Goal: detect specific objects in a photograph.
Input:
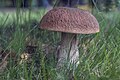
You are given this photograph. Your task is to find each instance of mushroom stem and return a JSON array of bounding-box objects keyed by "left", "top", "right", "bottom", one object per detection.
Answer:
[{"left": 57, "top": 32, "right": 79, "bottom": 68}]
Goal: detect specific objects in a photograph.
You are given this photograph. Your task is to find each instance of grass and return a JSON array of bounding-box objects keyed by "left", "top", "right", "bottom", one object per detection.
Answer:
[{"left": 0, "top": 7, "right": 120, "bottom": 80}]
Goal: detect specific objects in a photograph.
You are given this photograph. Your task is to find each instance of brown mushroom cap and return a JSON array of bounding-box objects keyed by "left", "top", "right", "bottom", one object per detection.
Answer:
[{"left": 40, "top": 7, "right": 99, "bottom": 34}]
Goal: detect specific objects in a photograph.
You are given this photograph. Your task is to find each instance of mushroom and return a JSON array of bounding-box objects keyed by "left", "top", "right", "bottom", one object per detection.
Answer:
[{"left": 39, "top": 7, "right": 99, "bottom": 69}]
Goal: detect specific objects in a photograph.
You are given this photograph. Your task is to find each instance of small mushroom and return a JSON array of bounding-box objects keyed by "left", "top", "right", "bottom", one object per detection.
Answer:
[{"left": 39, "top": 7, "right": 99, "bottom": 68}]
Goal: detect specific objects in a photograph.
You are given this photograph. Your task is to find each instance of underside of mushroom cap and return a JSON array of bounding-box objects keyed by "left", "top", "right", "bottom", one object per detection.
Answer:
[{"left": 40, "top": 7, "right": 99, "bottom": 34}]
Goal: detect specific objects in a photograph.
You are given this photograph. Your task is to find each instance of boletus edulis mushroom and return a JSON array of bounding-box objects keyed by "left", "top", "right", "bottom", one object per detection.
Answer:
[{"left": 39, "top": 7, "right": 99, "bottom": 69}]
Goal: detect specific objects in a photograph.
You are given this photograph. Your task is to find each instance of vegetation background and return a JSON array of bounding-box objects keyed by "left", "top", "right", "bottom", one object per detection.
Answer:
[{"left": 0, "top": 0, "right": 120, "bottom": 80}]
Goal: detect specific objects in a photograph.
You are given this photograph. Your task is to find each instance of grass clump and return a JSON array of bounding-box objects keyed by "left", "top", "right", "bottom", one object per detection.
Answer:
[{"left": 0, "top": 7, "right": 120, "bottom": 80}]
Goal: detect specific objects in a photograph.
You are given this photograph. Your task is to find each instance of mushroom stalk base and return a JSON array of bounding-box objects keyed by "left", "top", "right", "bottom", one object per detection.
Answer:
[{"left": 57, "top": 32, "right": 79, "bottom": 69}]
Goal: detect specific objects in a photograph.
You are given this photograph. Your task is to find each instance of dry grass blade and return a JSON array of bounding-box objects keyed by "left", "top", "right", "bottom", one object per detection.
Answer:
[{"left": 0, "top": 53, "right": 10, "bottom": 73}]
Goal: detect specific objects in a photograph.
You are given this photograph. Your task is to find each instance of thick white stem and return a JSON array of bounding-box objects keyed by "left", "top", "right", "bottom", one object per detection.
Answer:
[{"left": 57, "top": 32, "right": 79, "bottom": 69}]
